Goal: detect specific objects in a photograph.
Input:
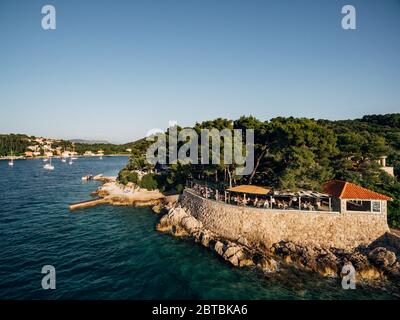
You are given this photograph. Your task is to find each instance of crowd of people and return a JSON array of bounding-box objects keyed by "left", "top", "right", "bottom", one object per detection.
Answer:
[{"left": 190, "top": 183, "right": 323, "bottom": 211}]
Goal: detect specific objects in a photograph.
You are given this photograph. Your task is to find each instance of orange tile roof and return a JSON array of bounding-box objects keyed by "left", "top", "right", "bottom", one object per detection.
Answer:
[{"left": 322, "top": 180, "right": 392, "bottom": 201}]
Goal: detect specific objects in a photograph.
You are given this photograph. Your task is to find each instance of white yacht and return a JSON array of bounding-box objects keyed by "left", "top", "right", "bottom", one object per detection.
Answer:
[
  {"left": 43, "top": 157, "right": 54, "bottom": 170},
  {"left": 8, "top": 151, "right": 14, "bottom": 166}
]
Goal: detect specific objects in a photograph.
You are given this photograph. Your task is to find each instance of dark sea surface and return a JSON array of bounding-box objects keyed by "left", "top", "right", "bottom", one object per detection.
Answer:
[{"left": 0, "top": 156, "right": 398, "bottom": 299}]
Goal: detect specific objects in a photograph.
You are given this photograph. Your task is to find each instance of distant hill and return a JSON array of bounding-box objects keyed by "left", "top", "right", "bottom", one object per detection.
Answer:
[
  {"left": 0, "top": 134, "right": 146, "bottom": 156},
  {"left": 69, "top": 139, "right": 110, "bottom": 144}
]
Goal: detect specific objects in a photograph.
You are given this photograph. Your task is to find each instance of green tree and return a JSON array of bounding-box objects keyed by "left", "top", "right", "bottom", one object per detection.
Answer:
[{"left": 139, "top": 173, "right": 159, "bottom": 190}]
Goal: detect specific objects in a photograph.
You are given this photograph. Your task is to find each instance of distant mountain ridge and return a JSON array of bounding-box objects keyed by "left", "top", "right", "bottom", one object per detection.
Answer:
[{"left": 69, "top": 139, "right": 110, "bottom": 144}]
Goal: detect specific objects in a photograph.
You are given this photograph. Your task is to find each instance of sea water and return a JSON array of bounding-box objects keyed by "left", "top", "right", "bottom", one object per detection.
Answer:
[{"left": 0, "top": 157, "right": 397, "bottom": 299}]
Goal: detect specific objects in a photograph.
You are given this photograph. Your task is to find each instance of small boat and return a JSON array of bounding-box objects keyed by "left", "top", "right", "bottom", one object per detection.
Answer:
[
  {"left": 43, "top": 158, "right": 49, "bottom": 162},
  {"left": 44, "top": 157, "right": 54, "bottom": 170},
  {"left": 69, "top": 158, "right": 73, "bottom": 165},
  {"left": 99, "top": 155, "right": 103, "bottom": 160},
  {"left": 81, "top": 174, "right": 93, "bottom": 181},
  {"left": 44, "top": 163, "right": 54, "bottom": 170},
  {"left": 61, "top": 157, "right": 67, "bottom": 163},
  {"left": 71, "top": 157, "right": 78, "bottom": 160},
  {"left": 8, "top": 151, "right": 14, "bottom": 166}
]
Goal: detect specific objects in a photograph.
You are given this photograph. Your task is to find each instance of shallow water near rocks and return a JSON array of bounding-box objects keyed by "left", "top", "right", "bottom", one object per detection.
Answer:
[{"left": 0, "top": 156, "right": 398, "bottom": 299}]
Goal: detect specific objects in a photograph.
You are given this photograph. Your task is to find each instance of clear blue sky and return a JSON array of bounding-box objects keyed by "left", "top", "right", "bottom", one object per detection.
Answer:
[{"left": 0, "top": 0, "right": 399, "bottom": 143}]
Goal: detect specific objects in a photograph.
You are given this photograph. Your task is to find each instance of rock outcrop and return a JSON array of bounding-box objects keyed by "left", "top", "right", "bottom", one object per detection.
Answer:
[
  {"left": 156, "top": 206, "right": 256, "bottom": 268},
  {"left": 94, "top": 181, "right": 168, "bottom": 207},
  {"left": 156, "top": 204, "right": 400, "bottom": 284},
  {"left": 367, "top": 247, "right": 400, "bottom": 281}
]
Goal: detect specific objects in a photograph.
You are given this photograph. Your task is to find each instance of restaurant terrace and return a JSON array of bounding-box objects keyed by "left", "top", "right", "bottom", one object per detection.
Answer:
[{"left": 187, "top": 179, "right": 392, "bottom": 214}]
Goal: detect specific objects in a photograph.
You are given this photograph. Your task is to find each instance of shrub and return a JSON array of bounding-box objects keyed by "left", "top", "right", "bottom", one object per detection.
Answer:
[
  {"left": 388, "top": 200, "right": 400, "bottom": 228},
  {"left": 118, "top": 169, "right": 139, "bottom": 185},
  {"left": 127, "top": 171, "right": 139, "bottom": 184},
  {"left": 174, "top": 183, "right": 184, "bottom": 193},
  {"left": 139, "top": 173, "right": 159, "bottom": 190},
  {"left": 118, "top": 169, "right": 130, "bottom": 184}
]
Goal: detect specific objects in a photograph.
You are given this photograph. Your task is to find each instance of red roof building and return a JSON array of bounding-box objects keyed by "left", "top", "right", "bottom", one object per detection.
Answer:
[
  {"left": 322, "top": 180, "right": 392, "bottom": 214},
  {"left": 322, "top": 180, "right": 392, "bottom": 201}
]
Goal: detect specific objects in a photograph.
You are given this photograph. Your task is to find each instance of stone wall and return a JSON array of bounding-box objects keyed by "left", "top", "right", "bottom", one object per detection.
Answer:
[{"left": 180, "top": 189, "right": 390, "bottom": 250}]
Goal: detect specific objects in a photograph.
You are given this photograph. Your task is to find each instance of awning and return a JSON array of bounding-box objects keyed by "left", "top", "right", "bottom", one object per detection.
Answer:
[
  {"left": 272, "top": 189, "right": 330, "bottom": 198},
  {"left": 227, "top": 185, "right": 271, "bottom": 195}
]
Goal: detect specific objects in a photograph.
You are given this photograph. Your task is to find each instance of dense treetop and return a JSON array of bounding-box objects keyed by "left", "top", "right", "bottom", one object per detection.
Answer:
[
  {"left": 2, "top": 114, "right": 399, "bottom": 226},
  {"left": 122, "top": 113, "right": 400, "bottom": 227}
]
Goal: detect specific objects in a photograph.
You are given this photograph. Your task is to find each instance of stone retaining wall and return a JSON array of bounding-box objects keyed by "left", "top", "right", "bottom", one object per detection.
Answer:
[{"left": 180, "top": 189, "right": 390, "bottom": 250}]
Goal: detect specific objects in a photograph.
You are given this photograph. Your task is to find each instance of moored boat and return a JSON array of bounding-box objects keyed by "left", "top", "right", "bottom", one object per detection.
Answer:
[
  {"left": 8, "top": 151, "right": 14, "bottom": 166},
  {"left": 43, "top": 157, "right": 54, "bottom": 170},
  {"left": 81, "top": 174, "right": 93, "bottom": 181}
]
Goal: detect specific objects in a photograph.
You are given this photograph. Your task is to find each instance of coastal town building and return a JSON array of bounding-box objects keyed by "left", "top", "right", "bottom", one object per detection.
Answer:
[
  {"left": 27, "top": 145, "right": 40, "bottom": 152},
  {"left": 188, "top": 179, "right": 392, "bottom": 215},
  {"left": 182, "top": 179, "right": 393, "bottom": 250},
  {"left": 322, "top": 180, "right": 392, "bottom": 214},
  {"left": 378, "top": 156, "right": 394, "bottom": 177}
]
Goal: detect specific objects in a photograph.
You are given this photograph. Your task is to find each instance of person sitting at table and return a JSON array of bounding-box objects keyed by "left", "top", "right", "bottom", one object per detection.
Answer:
[
  {"left": 263, "top": 199, "right": 269, "bottom": 209},
  {"left": 253, "top": 197, "right": 259, "bottom": 207},
  {"left": 270, "top": 197, "right": 276, "bottom": 209},
  {"left": 232, "top": 195, "right": 238, "bottom": 204}
]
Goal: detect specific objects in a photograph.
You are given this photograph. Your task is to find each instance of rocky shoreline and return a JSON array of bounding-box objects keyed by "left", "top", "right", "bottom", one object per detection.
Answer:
[
  {"left": 94, "top": 181, "right": 400, "bottom": 287},
  {"left": 156, "top": 203, "right": 400, "bottom": 286},
  {"left": 94, "top": 180, "right": 177, "bottom": 208}
]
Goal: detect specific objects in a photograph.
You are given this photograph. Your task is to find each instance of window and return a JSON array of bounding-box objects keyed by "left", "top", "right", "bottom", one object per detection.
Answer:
[
  {"left": 346, "top": 200, "right": 371, "bottom": 212},
  {"left": 372, "top": 201, "right": 381, "bottom": 213}
]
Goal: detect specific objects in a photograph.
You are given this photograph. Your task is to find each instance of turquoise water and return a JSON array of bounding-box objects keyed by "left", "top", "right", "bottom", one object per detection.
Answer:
[{"left": 0, "top": 156, "right": 397, "bottom": 299}]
